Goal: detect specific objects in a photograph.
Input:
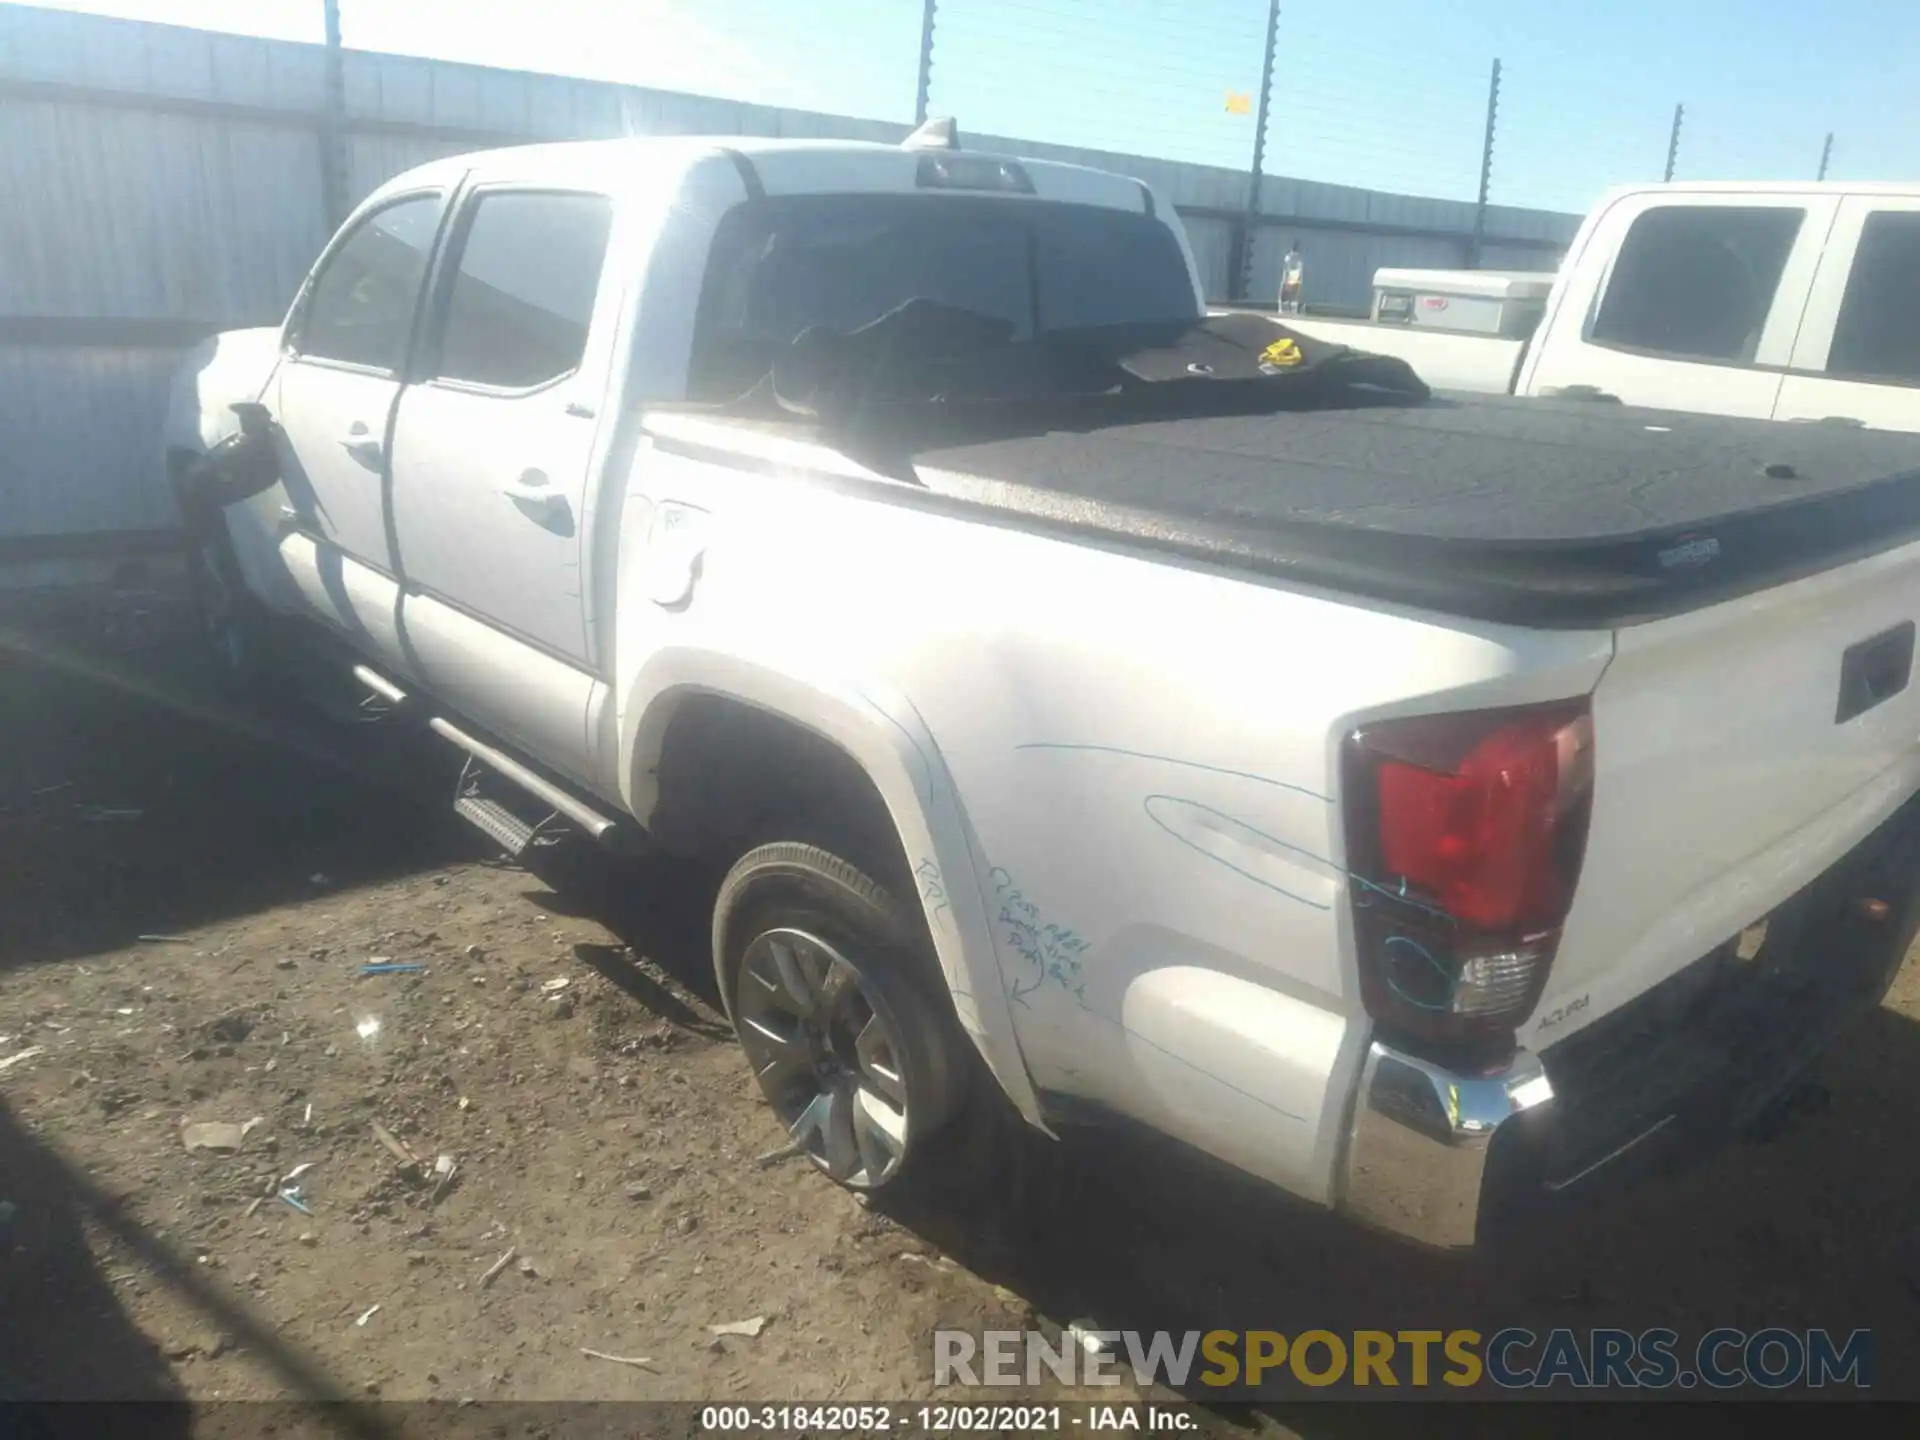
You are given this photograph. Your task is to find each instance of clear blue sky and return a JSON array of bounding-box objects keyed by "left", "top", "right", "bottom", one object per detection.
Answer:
[{"left": 24, "top": 0, "right": 1920, "bottom": 214}]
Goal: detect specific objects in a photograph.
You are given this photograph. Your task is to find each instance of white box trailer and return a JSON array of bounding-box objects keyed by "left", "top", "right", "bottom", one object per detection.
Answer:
[{"left": 1369, "top": 268, "right": 1554, "bottom": 339}]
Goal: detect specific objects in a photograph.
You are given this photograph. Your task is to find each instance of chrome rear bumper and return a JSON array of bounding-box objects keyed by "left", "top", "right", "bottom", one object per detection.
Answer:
[{"left": 1338, "top": 1043, "right": 1552, "bottom": 1250}]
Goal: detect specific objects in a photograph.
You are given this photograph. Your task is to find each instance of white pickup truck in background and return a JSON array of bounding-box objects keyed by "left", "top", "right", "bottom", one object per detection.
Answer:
[
  {"left": 1286, "top": 181, "right": 1920, "bottom": 431},
  {"left": 165, "top": 127, "right": 1920, "bottom": 1253}
]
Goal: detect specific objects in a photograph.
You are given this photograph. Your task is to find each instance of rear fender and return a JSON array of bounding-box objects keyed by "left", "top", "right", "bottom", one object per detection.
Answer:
[{"left": 622, "top": 647, "right": 1046, "bottom": 1128}]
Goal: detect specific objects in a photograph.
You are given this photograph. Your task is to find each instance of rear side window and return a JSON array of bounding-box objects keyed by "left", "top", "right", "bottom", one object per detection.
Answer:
[
  {"left": 433, "top": 191, "right": 614, "bottom": 390},
  {"left": 296, "top": 194, "right": 441, "bottom": 371},
  {"left": 1589, "top": 205, "right": 1804, "bottom": 363},
  {"left": 1826, "top": 211, "right": 1920, "bottom": 382},
  {"left": 689, "top": 195, "right": 1197, "bottom": 402}
]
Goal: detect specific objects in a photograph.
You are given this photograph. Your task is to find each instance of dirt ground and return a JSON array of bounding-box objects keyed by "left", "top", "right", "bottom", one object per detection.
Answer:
[{"left": 6, "top": 581, "right": 1920, "bottom": 1434}]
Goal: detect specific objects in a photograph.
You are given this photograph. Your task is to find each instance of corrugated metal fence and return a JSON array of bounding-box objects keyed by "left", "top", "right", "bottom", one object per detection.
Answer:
[{"left": 0, "top": 3, "right": 1579, "bottom": 557}]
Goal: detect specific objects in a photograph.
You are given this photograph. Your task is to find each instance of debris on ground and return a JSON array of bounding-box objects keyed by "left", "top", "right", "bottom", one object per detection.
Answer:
[
  {"left": 430, "top": 1154, "right": 458, "bottom": 1204},
  {"left": 180, "top": 1120, "right": 248, "bottom": 1153},
  {"left": 755, "top": 1140, "right": 806, "bottom": 1168},
  {"left": 278, "top": 1187, "right": 313, "bottom": 1215},
  {"left": 354, "top": 1304, "right": 381, "bottom": 1328},
  {"left": 136, "top": 934, "right": 190, "bottom": 946},
  {"left": 0, "top": 1046, "right": 46, "bottom": 1074},
  {"left": 479, "top": 1246, "right": 516, "bottom": 1289},
  {"left": 579, "top": 1347, "right": 657, "bottom": 1370},
  {"left": 370, "top": 1121, "right": 420, "bottom": 1170},
  {"left": 540, "top": 977, "right": 572, "bottom": 995},
  {"left": 206, "top": 1012, "right": 255, "bottom": 1044},
  {"left": 708, "top": 1316, "right": 768, "bottom": 1339},
  {"left": 361, "top": 962, "right": 427, "bottom": 977}
]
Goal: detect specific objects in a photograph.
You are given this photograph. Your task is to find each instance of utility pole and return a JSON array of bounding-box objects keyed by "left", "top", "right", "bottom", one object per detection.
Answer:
[
  {"left": 1231, "top": 0, "right": 1281, "bottom": 302},
  {"left": 913, "top": 0, "right": 937, "bottom": 127},
  {"left": 1817, "top": 131, "right": 1834, "bottom": 181},
  {"left": 1664, "top": 103, "right": 1683, "bottom": 183},
  {"left": 1468, "top": 57, "right": 1500, "bottom": 268},
  {"left": 321, "top": 0, "right": 348, "bottom": 229}
]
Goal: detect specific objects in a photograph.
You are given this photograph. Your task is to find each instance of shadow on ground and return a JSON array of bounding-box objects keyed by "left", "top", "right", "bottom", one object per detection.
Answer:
[
  {"left": 0, "top": 595, "right": 477, "bottom": 974},
  {"left": 0, "top": 1095, "right": 393, "bottom": 1437}
]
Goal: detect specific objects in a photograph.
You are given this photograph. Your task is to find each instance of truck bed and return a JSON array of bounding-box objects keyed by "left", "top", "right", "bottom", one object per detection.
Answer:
[{"left": 650, "top": 394, "right": 1920, "bottom": 628}]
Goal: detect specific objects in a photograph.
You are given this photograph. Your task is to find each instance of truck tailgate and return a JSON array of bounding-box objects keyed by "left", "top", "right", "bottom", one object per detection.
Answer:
[{"left": 1539, "top": 537, "right": 1920, "bottom": 1039}]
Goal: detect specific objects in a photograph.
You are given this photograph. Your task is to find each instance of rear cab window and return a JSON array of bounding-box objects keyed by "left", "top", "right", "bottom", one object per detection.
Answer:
[{"left": 687, "top": 195, "right": 1198, "bottom": 403}]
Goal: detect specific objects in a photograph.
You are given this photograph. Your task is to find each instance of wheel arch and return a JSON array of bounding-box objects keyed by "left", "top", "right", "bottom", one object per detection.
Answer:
[{"left": 620, "top": 647, "right": 1045, "bottom": 1128}]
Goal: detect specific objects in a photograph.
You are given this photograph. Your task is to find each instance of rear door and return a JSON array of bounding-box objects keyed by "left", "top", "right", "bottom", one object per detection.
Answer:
[
  {"left": 387, "top": 186, "right": 617, "bottom": 784},
  {"left": 1519, "top": 192, "right": 1835, "bottom": 417},
  {"left": 1772, "top": 196, "right": 1920, "bottom": 433},
  {"left": 271, "top": 191, "right": 445, "bottom": 649}
]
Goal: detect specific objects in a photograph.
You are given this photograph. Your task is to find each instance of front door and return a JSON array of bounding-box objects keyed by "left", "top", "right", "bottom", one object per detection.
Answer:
[
  {"left": 270, "top": 190, "right": 445, "bottom": 653},
  {"left": 388, "top": 187, "right": 617, "bottom": 783}
]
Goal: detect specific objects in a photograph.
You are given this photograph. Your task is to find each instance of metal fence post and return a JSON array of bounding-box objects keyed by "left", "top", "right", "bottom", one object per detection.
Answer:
[
  {"left": 1664, "top": 103, "right": 1683, "bottom": 182},
  {"left": 1817, "top": 131, "right": 1834, "bottom": 181},
  {"left": 321, "top": 0, "right": 348, "bottom": 230},
  {"left": 914, "top": 0, "right": 937, "bottom": 127},
  {"left": 1230, "top": 0, "right": 1281, "bottom": 302},
  {"left": 1468, "top": 56, "right": 1499, "bottom": 268}
]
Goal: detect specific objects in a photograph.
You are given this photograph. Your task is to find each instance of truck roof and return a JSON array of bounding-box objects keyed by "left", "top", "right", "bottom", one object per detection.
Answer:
[
  {"left": 365, "top": 133, "right": 1159, "bottom": 218},
  {"left": 1600, "top": 179, "right": 1920, "bottom": 201}
]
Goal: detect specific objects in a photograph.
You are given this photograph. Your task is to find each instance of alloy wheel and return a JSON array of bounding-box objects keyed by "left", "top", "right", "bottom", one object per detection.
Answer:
[{"left": 734, "top": 927, "right": 913, "bottom": 1189}]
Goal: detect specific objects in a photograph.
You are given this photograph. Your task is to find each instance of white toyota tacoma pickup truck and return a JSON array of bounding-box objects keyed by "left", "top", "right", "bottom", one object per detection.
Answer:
[
  {"left": 165, "top": 126, "right": 1920, "bottom": 1251},
  {"left": 1287, "top": 181, "right": 1920, "bottom": 433}
]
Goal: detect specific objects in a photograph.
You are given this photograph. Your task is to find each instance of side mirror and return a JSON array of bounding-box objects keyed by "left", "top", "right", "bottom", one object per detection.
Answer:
[
  {"left": 230, "top": 400, "right": 273, "bottom": 439},
  {"left": 182, "top": 403, "right": 284, "bottom": 513}
]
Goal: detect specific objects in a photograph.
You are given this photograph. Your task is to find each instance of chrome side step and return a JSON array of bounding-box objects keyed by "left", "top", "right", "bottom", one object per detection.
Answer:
[
  {"left": 352, "top": 664, "right": 409, "bottom": 706},
  {"left": 452, "top": 792, "right": 540, "bottom": 857},
  {"left": 427, "top": 716, "right": 620, "bottom": 844}
]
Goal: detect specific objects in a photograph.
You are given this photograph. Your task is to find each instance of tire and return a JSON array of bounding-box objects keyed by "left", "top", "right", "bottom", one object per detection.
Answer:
[{"left": 713, "top": 841, "right": 971, "bottom": 1193}]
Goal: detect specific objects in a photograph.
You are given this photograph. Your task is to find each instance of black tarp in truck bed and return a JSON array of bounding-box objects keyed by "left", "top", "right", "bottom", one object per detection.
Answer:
[{"left": 653, "top": 394, "right": 1920, "bottom": 629}]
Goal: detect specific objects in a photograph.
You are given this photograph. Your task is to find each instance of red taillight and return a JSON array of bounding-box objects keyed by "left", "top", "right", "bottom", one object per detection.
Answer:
[{"left": 1344, "top": 701, "right": 1594, "bottom": 1051}]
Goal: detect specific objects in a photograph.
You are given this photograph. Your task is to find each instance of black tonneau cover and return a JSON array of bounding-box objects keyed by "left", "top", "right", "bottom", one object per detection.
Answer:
[
  {"left": 663, "top": 301, "right": 1920, "bottom": 628},
  {"left": 889, "top": 396, "right": 1920, "bottom": 628}
]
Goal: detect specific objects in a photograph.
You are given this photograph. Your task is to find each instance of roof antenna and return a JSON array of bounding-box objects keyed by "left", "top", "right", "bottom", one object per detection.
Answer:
[{"left": 902, "top": 116, "right": 960, "bottom": 151}]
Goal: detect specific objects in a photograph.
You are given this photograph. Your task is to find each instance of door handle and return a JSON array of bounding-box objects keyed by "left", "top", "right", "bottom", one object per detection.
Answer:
[
  {"left": 500, "top": 474, "right": 567, "bottom": 513},
  {"left": 338, "top": 422, "right": 382, "bottom": 464}
]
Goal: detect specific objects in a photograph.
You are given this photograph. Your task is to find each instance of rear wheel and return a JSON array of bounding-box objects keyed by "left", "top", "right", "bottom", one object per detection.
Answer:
[{"left": 715, "top": 842, "right": 969, "bottom": 1193}]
